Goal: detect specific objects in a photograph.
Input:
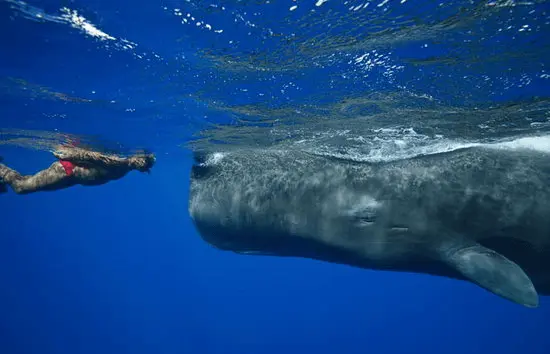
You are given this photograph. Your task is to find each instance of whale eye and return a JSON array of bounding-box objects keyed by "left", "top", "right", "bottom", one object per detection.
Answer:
[
  {"left": 354, "top": 212, "right": 377, "bottom": 227},
  {"left": 357, "top": 219, "right": 375, "bottom": 227}
]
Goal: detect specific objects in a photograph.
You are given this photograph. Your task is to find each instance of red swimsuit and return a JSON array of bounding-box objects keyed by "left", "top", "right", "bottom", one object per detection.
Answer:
[{"left": 59, "top": 160, "right": 76, "bottom": 176}]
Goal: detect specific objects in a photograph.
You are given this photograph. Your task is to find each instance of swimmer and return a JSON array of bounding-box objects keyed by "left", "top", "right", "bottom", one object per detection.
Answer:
[{"left": 0, "top": 145, "right": 155, "bottom": 195}]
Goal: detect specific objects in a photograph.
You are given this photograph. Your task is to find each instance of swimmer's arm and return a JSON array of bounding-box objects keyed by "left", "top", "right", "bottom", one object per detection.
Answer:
[{"left": 53, "top": 146, "right": 130, "bottom": 167}]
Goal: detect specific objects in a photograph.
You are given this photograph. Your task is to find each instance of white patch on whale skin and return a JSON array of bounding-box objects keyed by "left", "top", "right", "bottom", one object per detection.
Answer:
[
  {"left": 328, "top": 188, "right": 381, "bottom": 219},
  {"left": 201, "top": 152, "right": 226, "bottom": 166},
  {"left": 345, "top": 195, "right": 381, "bottom": 218}
]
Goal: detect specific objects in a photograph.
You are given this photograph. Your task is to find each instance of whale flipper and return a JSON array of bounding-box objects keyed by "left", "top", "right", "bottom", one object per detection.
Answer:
[{"left": 442, "top": 242, "right": 539, "bottom": 308}]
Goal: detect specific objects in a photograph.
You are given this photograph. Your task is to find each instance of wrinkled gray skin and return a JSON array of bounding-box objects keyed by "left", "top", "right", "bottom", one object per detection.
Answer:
[{"left": 189, "top": 146, "right": 550, "bottom": 308}]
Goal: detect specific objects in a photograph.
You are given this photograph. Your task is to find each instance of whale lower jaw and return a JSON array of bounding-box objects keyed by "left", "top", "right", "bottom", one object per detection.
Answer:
[{"left": 192, "top": 216, "right": 539, "bottom": 308}]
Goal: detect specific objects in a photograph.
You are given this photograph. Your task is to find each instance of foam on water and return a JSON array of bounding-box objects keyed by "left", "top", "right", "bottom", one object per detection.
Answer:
[
  {"left": 492, "top": 135, "right": 550, "bottom": 153},
  {"left": 305, "top": 130, "right": 550, "bottom": 163},
  {"left": 3, "top": 0, "right": 163, "bottom": 61}
]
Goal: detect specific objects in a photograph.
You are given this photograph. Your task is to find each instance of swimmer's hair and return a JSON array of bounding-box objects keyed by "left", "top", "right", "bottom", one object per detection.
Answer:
[{"left": 130, "top": 153, "right": 156, "bottom": 173}]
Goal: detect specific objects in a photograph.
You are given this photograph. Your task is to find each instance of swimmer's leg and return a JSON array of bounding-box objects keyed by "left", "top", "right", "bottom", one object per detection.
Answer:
[{"left": 0, "top": 161, "right": 73, "bottom": 194}]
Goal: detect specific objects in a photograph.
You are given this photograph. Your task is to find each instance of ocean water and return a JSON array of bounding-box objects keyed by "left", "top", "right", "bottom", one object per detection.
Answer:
[{"left": 1, "top": 0, "right": 550, "bottom": 353}]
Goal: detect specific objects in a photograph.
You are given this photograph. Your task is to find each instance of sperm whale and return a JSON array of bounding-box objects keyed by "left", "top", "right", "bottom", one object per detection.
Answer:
[{"left": 189, "top": 142, "right": 550, "bottom": 308}]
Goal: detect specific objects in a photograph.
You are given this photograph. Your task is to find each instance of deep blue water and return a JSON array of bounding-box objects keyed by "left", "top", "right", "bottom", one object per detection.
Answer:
[{"left": 1, "top": 0, "right": 550, "bottom": 353}]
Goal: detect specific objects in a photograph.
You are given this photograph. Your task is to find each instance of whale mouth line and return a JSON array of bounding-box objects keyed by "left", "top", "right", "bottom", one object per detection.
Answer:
[{"left": 355, "top": 218, "right": 410, "bottom": 233}]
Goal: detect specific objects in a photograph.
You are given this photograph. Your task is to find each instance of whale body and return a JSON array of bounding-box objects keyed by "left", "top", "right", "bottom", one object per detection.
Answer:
[{"left": 188, "top": 145, "right": 550, "bottom": 308}]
